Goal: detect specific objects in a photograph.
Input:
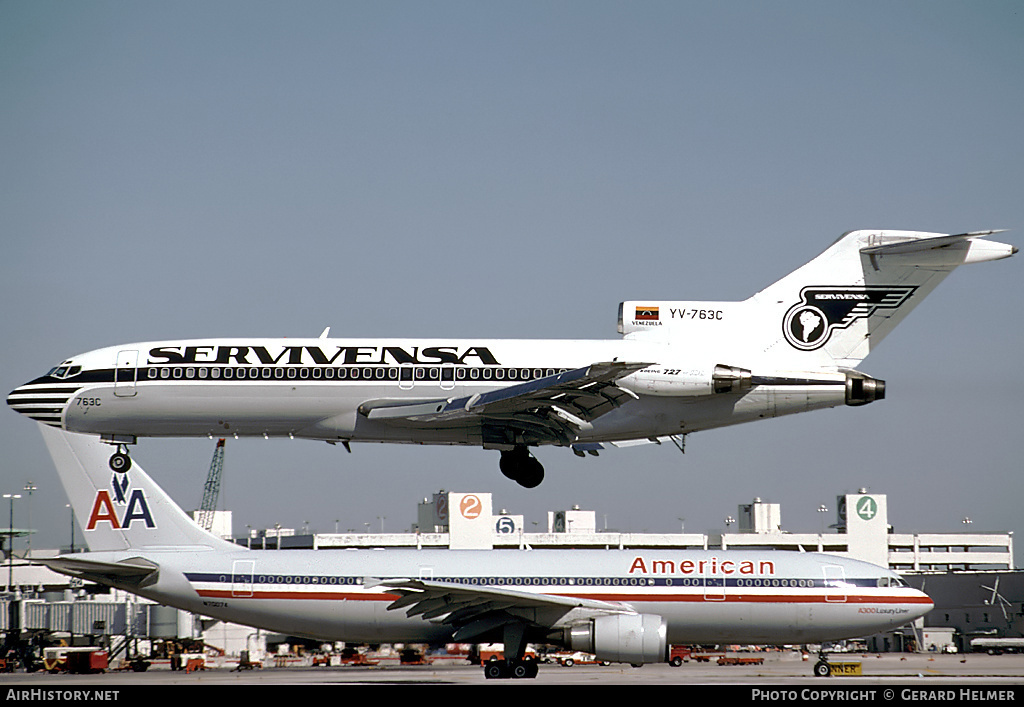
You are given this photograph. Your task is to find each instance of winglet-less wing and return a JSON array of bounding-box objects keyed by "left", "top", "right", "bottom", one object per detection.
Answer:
[
  {"left": 358, "top": 361, "right": 649, "bottom": 446},
  {"left": 370, "top": 577, "right": 634, "bottom": 642}
]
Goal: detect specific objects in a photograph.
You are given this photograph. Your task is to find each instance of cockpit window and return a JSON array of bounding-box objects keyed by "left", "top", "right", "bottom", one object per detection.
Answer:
[
  {"left": 877, "top": 576, "right": 907, "bottom": 588},
  {"left": 47, "top": 364, "right": 82, "bottom": 380}
]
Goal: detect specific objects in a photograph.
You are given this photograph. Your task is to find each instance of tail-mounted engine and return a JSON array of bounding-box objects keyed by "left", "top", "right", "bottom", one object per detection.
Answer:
[
  {"left": 564, "top": 614, "right": 667, "bottom": 665},
  {"left": 845, "top": 371, "right": 885, "bottom": 406},
  {"left": 620, "top": 364, "right": 752, "bottom": 397}
]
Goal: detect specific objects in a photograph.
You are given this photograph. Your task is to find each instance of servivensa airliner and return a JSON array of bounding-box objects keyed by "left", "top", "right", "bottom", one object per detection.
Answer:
[{"left": 8, "top": 230, "right": 1015, "bottom": 487}]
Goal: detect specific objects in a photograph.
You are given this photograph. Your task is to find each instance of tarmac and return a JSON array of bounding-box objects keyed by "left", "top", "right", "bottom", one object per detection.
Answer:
[{"left": 0, "top": 652, "right": 1022, "bottom": 689}]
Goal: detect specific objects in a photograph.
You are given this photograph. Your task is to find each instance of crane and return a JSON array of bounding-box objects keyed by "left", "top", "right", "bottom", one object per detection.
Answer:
[{"left": 196, "top": 438, "right": 225, "bottom": 531}]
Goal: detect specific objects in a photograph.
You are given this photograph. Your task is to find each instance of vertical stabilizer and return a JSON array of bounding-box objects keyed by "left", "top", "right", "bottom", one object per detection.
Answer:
[
  {"left": 747, "top": 230, "right": 1014, "bottom": 369},
  {"left": 39, "top": 424, "right": 236, "bottom": 553}
]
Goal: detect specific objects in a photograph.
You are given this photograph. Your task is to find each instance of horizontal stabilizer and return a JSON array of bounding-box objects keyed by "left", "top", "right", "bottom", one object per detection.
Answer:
[
  {"left": 36, "top": 556, "right": 159, "bottom": 587},
  {"left": 861, "top": 230, "right": 1014, "bottom": 262}
]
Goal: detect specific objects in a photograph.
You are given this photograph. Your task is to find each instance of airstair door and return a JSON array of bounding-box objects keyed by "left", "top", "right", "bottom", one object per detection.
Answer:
[{"left": 114, "top": 350, "right": 139, "bottom": 398}]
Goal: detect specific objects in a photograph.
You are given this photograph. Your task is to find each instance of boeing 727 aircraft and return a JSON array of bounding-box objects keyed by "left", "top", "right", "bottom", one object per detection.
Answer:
[
  {"left": 36, "top": 425, "right": 931, "bottom": 678},
  {"left": 8, "top": 229, "right": 1016, "bottom": 487}
]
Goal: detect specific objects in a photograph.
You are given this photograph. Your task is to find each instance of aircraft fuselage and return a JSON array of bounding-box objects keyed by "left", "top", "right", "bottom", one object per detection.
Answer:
[
  {"left": 9, "top": 337, "right": 860, "bottom": 446},
  {"left": 84, "top": 545, "right": 930, "bottom": 646}
]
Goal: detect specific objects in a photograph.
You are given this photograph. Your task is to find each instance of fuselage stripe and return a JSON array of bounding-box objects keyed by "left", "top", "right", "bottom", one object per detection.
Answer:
[{"left": 192, "top": 588, "right": 930, "bottom": 604}]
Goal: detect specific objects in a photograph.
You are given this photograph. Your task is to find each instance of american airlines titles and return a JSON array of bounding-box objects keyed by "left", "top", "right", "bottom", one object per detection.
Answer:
[
  {"left": 147, "top": 345, "right": 501, "bottom": 367},
  {"left": 628, "top": 556, "right": 775, "bottom": 576}
]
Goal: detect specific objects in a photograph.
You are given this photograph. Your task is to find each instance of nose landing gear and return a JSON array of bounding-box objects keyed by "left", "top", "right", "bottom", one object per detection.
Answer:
[
  {"left": 100, "top": 436, "right": 137, "bottom": 473},
  {"left": 108, "top": 445, "right": 132, "bottom": 472}
]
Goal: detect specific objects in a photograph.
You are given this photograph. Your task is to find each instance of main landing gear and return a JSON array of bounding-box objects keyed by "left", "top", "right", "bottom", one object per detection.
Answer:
[
  {"left": 813, "top": 651, "right": 832, "bottom": 677},
  {"left": 499, "top": 445, "right": 544, "bottom": 488},
  {"left": 483, "top": 657, "right": 539, "bottom": 679},
  {"left": 483, "top": 623, "right": 539, "bottom": 679}
]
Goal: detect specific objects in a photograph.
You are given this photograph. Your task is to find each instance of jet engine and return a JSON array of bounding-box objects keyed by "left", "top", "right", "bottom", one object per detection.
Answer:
[
  {"left": 845, "top": 371, "right": 885, "bottom": 406},
  {"left": 564, "top": 613, "right": 667, "bottom": 665},
  {"left": 619, "top": 364, "right": 752, "bottom": 397}
]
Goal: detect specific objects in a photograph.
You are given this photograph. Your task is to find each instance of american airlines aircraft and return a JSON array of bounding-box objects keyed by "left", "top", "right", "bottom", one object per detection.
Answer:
[
  {"left": 8, "top": 229, "right": 1016, "bottom": 487},
  {"left": 37, "top": 425, "right": 932, "bottom": 679}
]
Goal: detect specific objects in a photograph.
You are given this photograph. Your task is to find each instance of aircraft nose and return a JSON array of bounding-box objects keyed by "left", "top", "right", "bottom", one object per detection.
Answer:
[
  {"left": 6, "top": 381, "right": 70, "bottom": 428},
  {"left": 910, "top": 590, "right": 934, "bottom": 620}
]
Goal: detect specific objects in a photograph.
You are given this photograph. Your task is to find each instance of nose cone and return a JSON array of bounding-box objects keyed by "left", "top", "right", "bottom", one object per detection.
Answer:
[
  {"left": 911, "top": 589, "right": 935, "bottom": 620},
  {"left": 7, "top": 380, "right": 70, "bottom": 428}
]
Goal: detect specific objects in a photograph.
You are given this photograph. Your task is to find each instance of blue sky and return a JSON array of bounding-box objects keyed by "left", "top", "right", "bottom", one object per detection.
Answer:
[{"left": 2, "top": 1, "right": 1021, "bottom": 553}]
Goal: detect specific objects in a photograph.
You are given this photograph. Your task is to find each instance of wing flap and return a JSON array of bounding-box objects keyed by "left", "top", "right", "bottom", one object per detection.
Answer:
[
  {"left": 359, "top": 361, "right": 650, "bottom": 445},
  {"left": 370, "top": 577, "right": 633, "bottom": 639}
]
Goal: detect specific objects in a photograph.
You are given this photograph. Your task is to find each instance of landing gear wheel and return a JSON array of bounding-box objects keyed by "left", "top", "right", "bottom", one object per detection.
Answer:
[
  {"left": 109, "top": 449, "right": 132, "bottom": 473},
  {"left": 483, "top": 660, "right": 508, "bottom": 679},
  {"left": 813, "top": 660, "right": 831, "bottom": 677},
  {"left": 498, "top": 446, "right": 545, "bottom": 488},
  {"left": 511, "top": 658, "right": 538, "bottom": 679}
]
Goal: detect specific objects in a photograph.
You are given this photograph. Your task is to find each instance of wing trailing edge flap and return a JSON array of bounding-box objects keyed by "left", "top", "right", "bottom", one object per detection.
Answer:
[
  {"left": 370, "top": 577, "right": 634, "bottom": 641},
  {"left": 358, "top": 361, "right": 649, "bottom": 438}
]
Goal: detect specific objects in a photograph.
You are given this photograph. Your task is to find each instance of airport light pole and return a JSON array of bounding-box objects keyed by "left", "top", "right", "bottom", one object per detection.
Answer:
[
  {"left": 4, "top": 494, "right": 21, "bottom": 591},
  {"left": 22, "top": 482, "right": 35, "bottom": 558}
]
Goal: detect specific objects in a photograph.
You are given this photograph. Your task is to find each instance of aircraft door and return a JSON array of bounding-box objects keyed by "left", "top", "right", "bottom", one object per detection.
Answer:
[
  {"left": 822, "top": 565, "right": 847, "bottom": 603},
  {"left": 704, "top": 575, "right": 725, "bottom": 601},
  {"left": 114, "top": 350, "right": 139, "bottom": 398},
  {"left": 232, "top": 560, "right": 255, "bottom": 598}
]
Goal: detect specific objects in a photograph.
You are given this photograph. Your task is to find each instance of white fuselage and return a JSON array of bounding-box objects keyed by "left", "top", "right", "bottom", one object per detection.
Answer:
[
  {"left": 10, "top": 337, "right": 857, "bottom": 446},
  {"left": 86, "top": 545, "right": 931, "bottom": 646}
]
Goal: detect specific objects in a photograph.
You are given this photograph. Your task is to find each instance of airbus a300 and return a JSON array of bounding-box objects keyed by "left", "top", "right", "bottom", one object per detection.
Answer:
[
  {"left": 37, "top": 425, "right": 932, "bottom": 679},
  {"left": 8, "top": 229, "right": 1015, "bottom": 487}
]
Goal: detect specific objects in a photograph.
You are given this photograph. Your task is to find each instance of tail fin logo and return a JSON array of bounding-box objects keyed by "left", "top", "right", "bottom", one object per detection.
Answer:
[
  {"left": 86, "top": 472, "right": 156, "bottom": 530},
  {"left": 782, "top": 286, "right": 917, "bottom": 351}
]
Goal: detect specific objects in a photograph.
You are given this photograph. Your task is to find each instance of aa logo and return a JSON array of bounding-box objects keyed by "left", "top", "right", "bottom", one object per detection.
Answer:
[
  {"left": 86, "top": 473, "right": 156, "bottom": 530},
  {"left": 783, "top": 286, "right": 916, "bottom": 351}
]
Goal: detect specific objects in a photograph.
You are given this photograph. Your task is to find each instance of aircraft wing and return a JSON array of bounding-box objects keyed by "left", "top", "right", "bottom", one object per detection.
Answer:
[
  {"left": 372, "top": 577, "right": 635, "bottom": 642},
  {"left": 358, "top": 361, "right": 649, "bottom": 446}
]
